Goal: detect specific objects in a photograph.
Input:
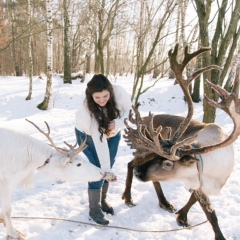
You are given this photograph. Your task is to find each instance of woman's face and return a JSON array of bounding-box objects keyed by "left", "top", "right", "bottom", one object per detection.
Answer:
[{"left": 92, "top": 90, "right": 110, "bottom": 107}]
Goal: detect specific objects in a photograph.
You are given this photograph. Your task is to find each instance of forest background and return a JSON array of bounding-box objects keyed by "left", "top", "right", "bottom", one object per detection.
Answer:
[
  {"left": 0, "top": 0, "right": 240, "bottom": 121},
  {"left": 0, "top": 1, "right": 240, "bottom": 239}
]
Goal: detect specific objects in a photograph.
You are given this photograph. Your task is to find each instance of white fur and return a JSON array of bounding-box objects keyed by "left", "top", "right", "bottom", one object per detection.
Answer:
[
  {"left": 0, "top": 128, "right": 105, "bottom": 239},
  {"left": 194, "top": 124, "right": 234, "bottom": 195},
  {"left": 172, "top": 123, "right": 234, "bottom": 196}
]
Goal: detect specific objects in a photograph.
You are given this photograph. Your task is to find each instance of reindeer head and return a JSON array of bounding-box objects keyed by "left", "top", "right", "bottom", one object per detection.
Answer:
[
  {"left": 25, "top": 119, "right": 119, "bottom": 182},
  {"left": 124, "top": 44, "right": 240, "bottom": 165}
]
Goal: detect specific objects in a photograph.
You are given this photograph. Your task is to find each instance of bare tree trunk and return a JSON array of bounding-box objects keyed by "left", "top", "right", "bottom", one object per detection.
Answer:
[
  {"left": 8, "top": 0, "right": 20, "bottom": 76},
  {"left": 26, "top": 0, "right": 33, "bottom": 100},
  {"left": 195, "top": 0, "right": 240, "bottom": 123},
  {"left": 218, "top": 27, "right": 240, "bottom": 87},
  {"left": 127, "top": 33, "right": 136, "bottom": 76},
  {"left": 192, "top": 38, "right": 201, "bottom": 103},
  {"left": 175, "top": 0, "right": 180, "bottom": 43},
  {"left": 63, "top": 0, "right": 72, "bottom": 84},
  {"left": 97, "top": 0, "right": 105, "bottom": 74},
  {"left": 152, "top": 61, "right": 160, "bottom": 78},
  {"left": 106, "top": 38, "right": 110, "bottom": 77},
  {"left": 94, "top": 29, "right": 99, "bottom": 72},
  {"left": 224, "top": 42, "right": 240, "bottom": 92},
  {"left": 131, "top": 0, "right": 144, "bottom": 102},
  {"left": 95, "top": 0, "right": 120, "bottom": 75},
  {"left": 132, "top": 0, "right": 177, "bottom": 105},
  {"left": 194, "top": 0, "right": 214, "bottom": 123},
  {"left": 37, "top": 0, "right": 53, "bottom": 110},
  {"left": 180, "top": 0, "right": 192, "bottom": 93},
  {"left": 191, "top": 50, "right": 201, "bottom": 103},
  {"left": 81, "top": 52, "right": 88, "bottom": 83}
]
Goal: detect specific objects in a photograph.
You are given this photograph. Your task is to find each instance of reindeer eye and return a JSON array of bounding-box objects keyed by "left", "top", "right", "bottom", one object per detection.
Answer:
[
  {"left": 77, "top": 163, "right": 82, "bottom": 167},
  {"left": 162, "top": 160, "right": 174, "bottom": 170}
]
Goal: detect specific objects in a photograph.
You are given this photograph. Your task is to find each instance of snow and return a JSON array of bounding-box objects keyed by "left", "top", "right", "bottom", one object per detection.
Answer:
[{"left": 0, "top": 74, "right": 239, "bottom": 240}]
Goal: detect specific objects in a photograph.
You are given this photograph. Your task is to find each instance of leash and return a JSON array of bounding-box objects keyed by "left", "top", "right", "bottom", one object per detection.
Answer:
[
  {"left": 192, "top": 144, "right": 204, "bottom": 187},
  {"left": 12, "top": 216, "right": 208, "bottom": 233},
  {"left": 196, "top": 153, "right": 204, "bottom": 187}
]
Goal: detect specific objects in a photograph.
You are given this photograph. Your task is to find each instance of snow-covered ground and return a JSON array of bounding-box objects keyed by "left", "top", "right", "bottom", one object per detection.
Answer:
[{"left": 0, "top": 74, "right": 239, "bottom": 240}]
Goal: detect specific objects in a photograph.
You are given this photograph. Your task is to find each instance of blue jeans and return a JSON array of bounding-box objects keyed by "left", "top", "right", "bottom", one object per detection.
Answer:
[{"left": 75, "top": 128, "right": 121, "bottom": 189}]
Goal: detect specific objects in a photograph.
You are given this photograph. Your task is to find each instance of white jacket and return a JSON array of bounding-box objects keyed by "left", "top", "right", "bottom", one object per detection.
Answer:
[{"left": 75, "top": 84, "right": 132, "bottom": 172}]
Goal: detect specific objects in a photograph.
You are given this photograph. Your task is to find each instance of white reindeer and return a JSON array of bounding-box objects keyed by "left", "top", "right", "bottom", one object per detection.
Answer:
[{"left": 0, "top": 120, "right": 116, "bottom": 239}]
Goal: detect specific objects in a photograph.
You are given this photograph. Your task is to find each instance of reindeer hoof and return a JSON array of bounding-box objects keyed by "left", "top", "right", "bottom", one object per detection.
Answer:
[
  {"left": 176, "top": 219, "right": 190, "bottom": 228},
  {"left": 6, "top": 229, "right": 26, "bottom": 240},
  {"left": 175, "top": 212, "right": 189, "bottom": 227},
  {"left": 125, "top": 201, "right": 137, "bottom": 207},
  {"left": 159, "top": 202, "right": 176, "bottom": 213},
  {"left": 122, "top": 194, "right": 136, "bottom": 207}
]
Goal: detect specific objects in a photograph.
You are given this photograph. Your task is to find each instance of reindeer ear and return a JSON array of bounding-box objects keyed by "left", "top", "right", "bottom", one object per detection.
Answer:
[{"left": 180, "top": 155, "right": 199, "bottom": 165}]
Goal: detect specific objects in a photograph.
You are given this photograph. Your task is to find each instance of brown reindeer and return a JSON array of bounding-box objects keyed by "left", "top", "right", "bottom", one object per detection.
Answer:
[{"left": 123, "top": 44, "right": 240, "bottom": 240}]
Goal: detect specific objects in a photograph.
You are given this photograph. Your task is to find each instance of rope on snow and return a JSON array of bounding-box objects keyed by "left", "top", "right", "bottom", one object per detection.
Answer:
[{"left": 12, "top": 216, "right": 208, "bottom": 233}]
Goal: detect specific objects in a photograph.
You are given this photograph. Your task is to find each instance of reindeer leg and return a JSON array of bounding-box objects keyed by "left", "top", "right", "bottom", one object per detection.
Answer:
[
  {"left": 0, "top": 186, "right": 26, "bottom": 239},
  {"left": 0, "top": 211, "right": 6, "bottom": 226},
  {"left": 122, "top": 160, "right": 136, "bottom": 206},
  {"left": 152, "top": 181, "right": 176, "bottom": 213},
  {"left": 0, "top": 195, "right": 6, "bottom": 226},
  {"left": 193, "top": 190, "right": 226, "bottom": 240},
  {"left": 175, "top": 192, "right": 197, "bottom": 227}
]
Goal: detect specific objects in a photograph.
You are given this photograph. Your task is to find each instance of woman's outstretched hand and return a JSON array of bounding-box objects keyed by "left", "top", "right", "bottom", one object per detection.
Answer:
[{"left": 102, "top": 172, "right": 117, "bottom": 182}]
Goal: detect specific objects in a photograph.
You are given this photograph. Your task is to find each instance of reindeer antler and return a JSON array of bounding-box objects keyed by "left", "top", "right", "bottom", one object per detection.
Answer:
[
  {"left": 124, "top": 105, "right": 196, "bottom": 161},
  {"left": 168, "top": 44, "right": 222, "bottom": 143},
  {"left": 124, "top": 45, "right": 240, "bottom": 161},
  {"left": 26, "top": 119, "right": 87, "bottom": 161},
  {"left": 178, "top": 63, "right": 240, "bottom": 156}
]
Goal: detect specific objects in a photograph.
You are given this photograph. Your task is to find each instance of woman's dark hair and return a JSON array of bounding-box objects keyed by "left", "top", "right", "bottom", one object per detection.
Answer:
[{"left": 85, "top": 74, "right": 120, "bottom": 141}]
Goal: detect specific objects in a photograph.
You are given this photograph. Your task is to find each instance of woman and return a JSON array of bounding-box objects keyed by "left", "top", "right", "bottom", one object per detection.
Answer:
[{"left": 75, "top": 74, "right": 132, "bottom": 225}]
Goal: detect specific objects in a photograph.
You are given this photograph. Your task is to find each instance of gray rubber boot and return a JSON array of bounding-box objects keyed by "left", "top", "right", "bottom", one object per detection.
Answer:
[
  {"left": 88, "top": 189, "right": 109, "bottom": 225},
  {"left": 101, "top": 182, "right": 114, "bottom": 215}
]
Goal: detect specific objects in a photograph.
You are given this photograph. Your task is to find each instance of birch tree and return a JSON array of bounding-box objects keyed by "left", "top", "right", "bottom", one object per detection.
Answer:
[
  {"left": 37, "top": 0, "right": 53, "bottom": 110},
  {"left": 26, "top": 0, "right": 33, "bottom": 100}
]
